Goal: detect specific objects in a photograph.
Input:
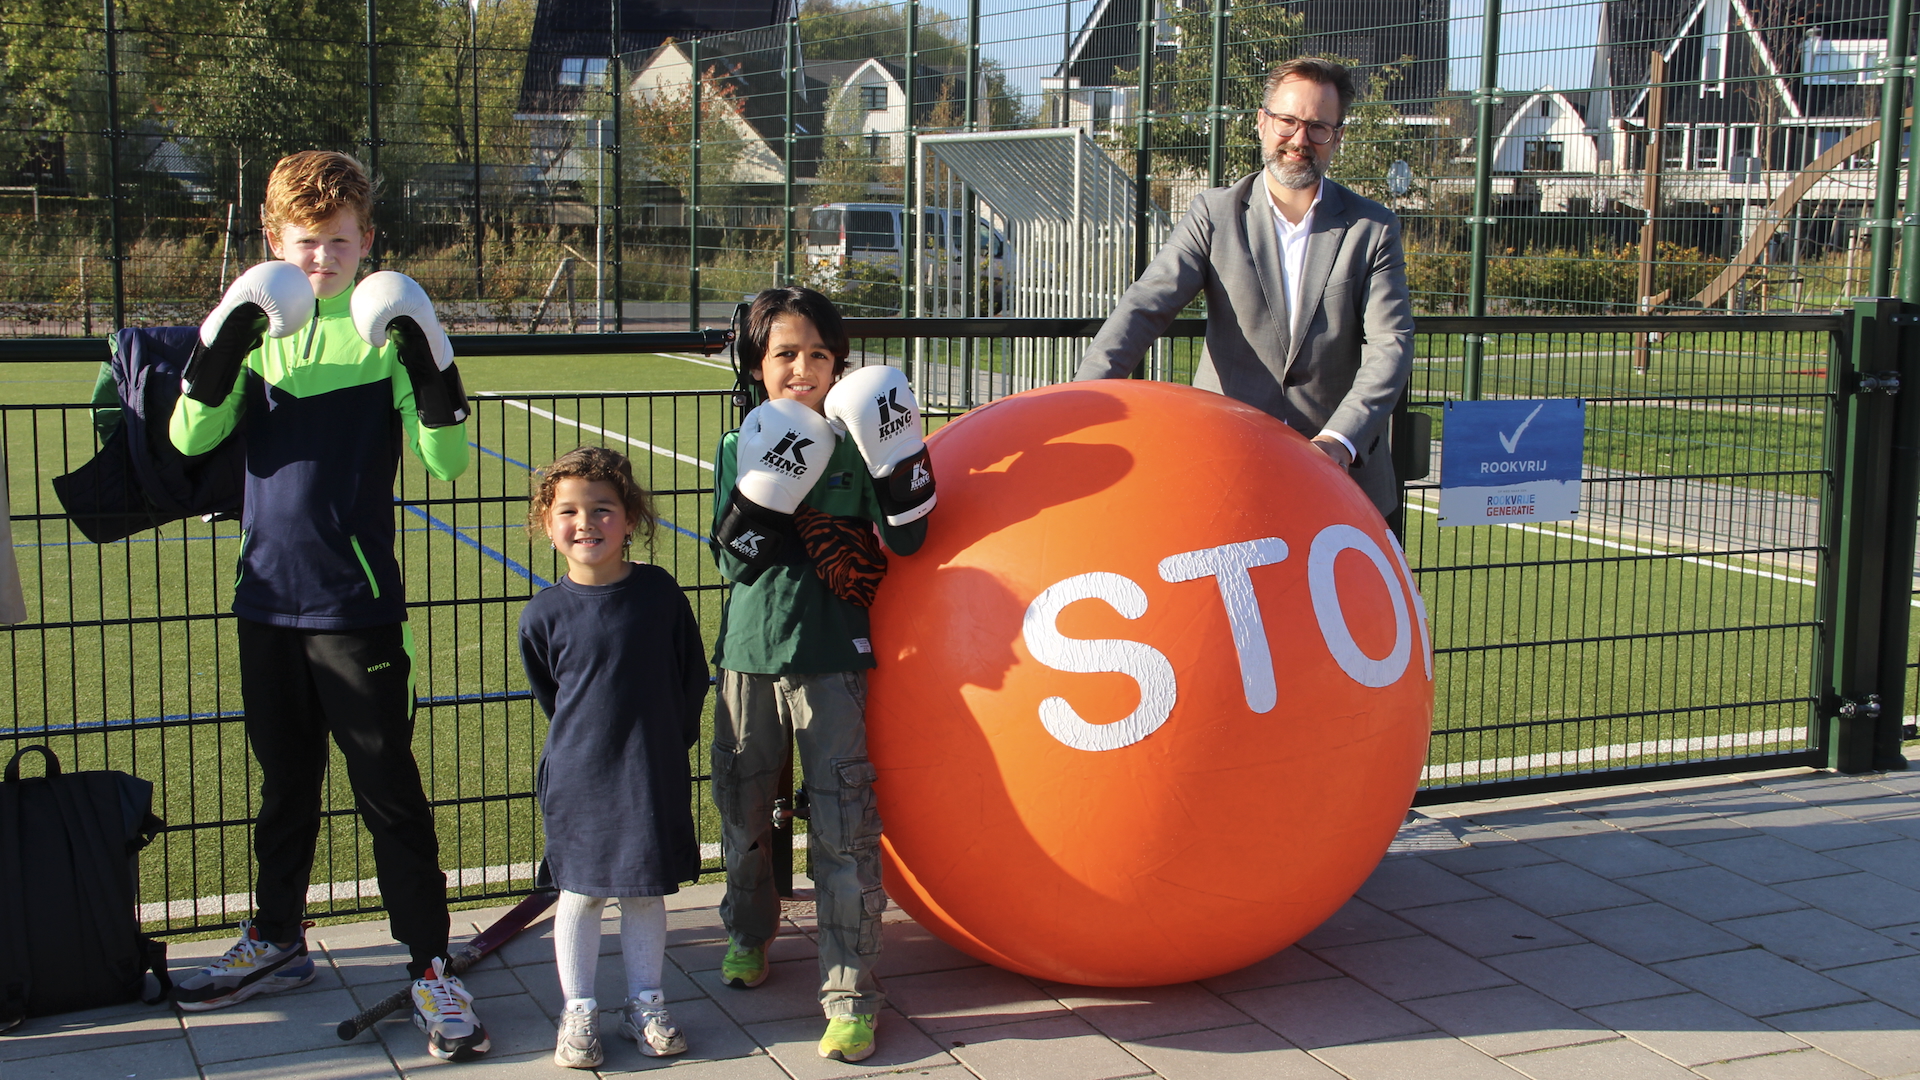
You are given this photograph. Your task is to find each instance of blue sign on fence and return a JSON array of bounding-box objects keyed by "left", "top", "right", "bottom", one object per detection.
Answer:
[{"left": 1439, "top": 399, "right": 1585, "bottom": 526}]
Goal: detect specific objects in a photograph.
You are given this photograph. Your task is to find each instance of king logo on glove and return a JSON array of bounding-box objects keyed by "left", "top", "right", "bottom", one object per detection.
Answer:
[
  {"left": 876, "top": 389, "right": 913, "bottom": 440},
  {"left": 728, "top": 529, "right": 767, "bottom": 559},
  {"left": 761, "top": 431, "right": 817, "bottom": 477},
  {"left": 908, "top": 460, "right": 932, "bottom": 493}
]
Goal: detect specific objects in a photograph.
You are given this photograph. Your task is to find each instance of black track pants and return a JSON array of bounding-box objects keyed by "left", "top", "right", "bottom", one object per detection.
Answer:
[{"left": 239, "top": 618, "right": 449, "bottom": 971}]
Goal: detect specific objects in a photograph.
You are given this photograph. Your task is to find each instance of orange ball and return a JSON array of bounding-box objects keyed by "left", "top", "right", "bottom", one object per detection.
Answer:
[{"left": 867, "top": 379, "right": 1433, "bottom": 987}]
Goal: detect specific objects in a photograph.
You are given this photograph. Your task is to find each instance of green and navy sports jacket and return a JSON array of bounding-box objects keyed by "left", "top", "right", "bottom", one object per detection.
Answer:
[{"left": 169, "top": 281, "right": 469, "bottom": 631}]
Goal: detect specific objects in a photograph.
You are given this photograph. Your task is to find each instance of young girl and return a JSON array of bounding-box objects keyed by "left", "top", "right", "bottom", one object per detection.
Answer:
[{"left": 519, "top": 446, "right": 710, "bottom": 1069}]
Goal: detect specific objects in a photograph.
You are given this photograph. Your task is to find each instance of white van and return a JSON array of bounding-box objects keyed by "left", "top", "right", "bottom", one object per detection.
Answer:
[{"left": 804, "top": 202, "right": 1009, "bottom": 310}]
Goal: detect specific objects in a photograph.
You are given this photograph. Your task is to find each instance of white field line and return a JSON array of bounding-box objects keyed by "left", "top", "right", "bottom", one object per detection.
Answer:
[
  {"left": 1406, "top": 496, "right": 1920, "bottom": 605},
  {"left": 1425, "top": 727, "right": 1809, "bottom": 781},
  {"left": 500, "top": 398, "right": 713, "bottom": 472},
  {"left": 140, "top": 840, "right": 799, "bottom": 924},
  {"left": 661, "top": 351, "right": 734, "bottom": 371}
]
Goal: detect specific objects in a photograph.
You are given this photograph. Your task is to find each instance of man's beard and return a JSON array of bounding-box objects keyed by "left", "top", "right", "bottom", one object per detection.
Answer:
[{"left": 1264, "top": 145, "right": 1323, "bottom": 190}]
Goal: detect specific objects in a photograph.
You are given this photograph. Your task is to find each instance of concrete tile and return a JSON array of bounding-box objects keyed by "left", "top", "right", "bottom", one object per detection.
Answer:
[
  {"left": 1294, "top": 897, "right": 1421, "bottom": 949},
  {"left": 877, "top": 918, "right": 987, "bottom": 979},
  {"left": 1354, "top": 857, "right": 1493, "bottom": 911},
  {"left": 322, "top": 938, "right": 421, "bottom": 988},
  {"left": 1397, "top": 897, "right": 1588, "bottom": 957},
  {"left": 1724, "top": 806, "right": 1902, "bottom": 852},
  {"left": 1485, "top": 944, "right": 1686, "bottom": 1009},
  {"left": 1620, "top": 866, "right": 1806, "bottom": 922},
  {"left": 1821, "top": 795, "right": 1920, "bottom": 822},
  {"left": 1821, "top": 954, "right": 1920, "bottom": 1008},
  {"left": 1756, "top": 773, "right": 1896, "bottom": 805},
  {"left": 689, "top": 958, "right": 830, "bottom": 1027},
  {"left": 1463, "top": 862, "right": 1647, "bottom": 917},
  {"left": 1720, "top": 909, "right": 1917, "bottom": 970},
  {"left": 1560, "top": 798, "right": 1717, "bottom": 831},
  {"left": 1827, "top": 839, "right": 1920, "bottom": 890},
  {"left": 1774, "top": 868, "right": 1920, "bottom": 930},
  {"left": 1046, "top": 981, "right": 1248, "bottom": 1041},
  {"left": 945, "top": 1013, "right": 1154, "bottom": 1080},
  {"left": 1685, "top": 835, "right": 1857, "bottom": 884},
  {"left": 746, "top": 1007, "right": 955, "bottom": 1079},
  {"left": 1654, "top": 949, "right": 1867, "bottom": 1017},
  {"left": 0, "top": 1000, "right": 181, "bottom": 1061},
  {"left": 201, "top": 1042, "right": 401, "bottom": 1079},
  {"left": 1401, "top": 984, "right": 1613, "bottom": 1057},
  {"left": 1532, "top": 833, "right": 1703, "bottom": 878},
  {"left": 1770, "top": 1000, "right": 1920, "bottom": 1076},
  {"left": 1423, "top": 838, "right": 1562, "bottom": 875},
  {"left": 376, "top": 990, "right": 554, "bottom": 1064},
  {"left": 1676, "top": 791, "right": 1806, "bottom": 816},
  {"left": 1199, "top": 946, "right": 1342, "bottom": 995},
  {"left": 1582, "top": 992, "right": 1808, "bottom": 1066},
  {"left": 1313, "top": 934, "right": 1513, "bottom": 1001},
  {"left": 1123, "top": 1023, "right": 1345, "bottom": 1080},
  {"left": 182, "top": 986, "right": 366, "bottom": 1064},
  {"left": 600, "top": 1052, "right": 790, "bottom": 1080},
  {"left": 1881, "top": 921, "right": 1920, "bottom": 947},
  {"left": 1635, "top": 816, "right": 1760, "bottom": 847},
  {"left": 1311, "top": 1033, "right": 1529, "bottom": 1079},
  {"left": 1224, "top": 975, "right": 1434, "bottom": 1049},
  {"left": 1497, "top": 1036, "right": 1699, "bottom": 1080},
  {"left": 1465, "top": 809, "right": 1615, "bottom": 842},
  {"left": 510, "top": 956, "right": 702, "bottom": 1018},
  {"left": 1693, "top": 1049, "right": 1874, "bottom": 1080},
  {"left": 400, "top": 1049, "right": 570, "bottom": 1078},
  {"left": 882, "top": 964, "right": 1065, "bottom": 1034},
  {"left": 594, "top": 996, "right": 763, "bottom": 1073},
  {"left": 0, "top": 1036, "right": 201, "bottom": 1080},
  {"left": 1556, "top": 903, "right": 1748, "bottom": 964}
]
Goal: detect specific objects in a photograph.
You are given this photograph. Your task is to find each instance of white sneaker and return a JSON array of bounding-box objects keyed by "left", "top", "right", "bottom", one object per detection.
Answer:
[
  {"left": 552, "top": 997, "right": 603, "bottom": 1069},
  {"left": 173, "top": 920, "right": 315, "bottom": 1012},
  {"left": 411, "top": 957, "right": 491, "bottom": 1061},
  {"left": 618, "top": 995, "right": 687, "bottom": 1057}
]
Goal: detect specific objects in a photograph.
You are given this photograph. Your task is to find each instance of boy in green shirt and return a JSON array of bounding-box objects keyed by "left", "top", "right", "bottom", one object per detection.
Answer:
[{"left": 708, "top": 286, "right": 935, "bottom": 1062}]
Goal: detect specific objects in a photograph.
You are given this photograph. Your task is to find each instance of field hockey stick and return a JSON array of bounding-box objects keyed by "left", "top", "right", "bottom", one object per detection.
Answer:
[{"left": 334, "top": 888, "right": 559, "bottom": 1041}]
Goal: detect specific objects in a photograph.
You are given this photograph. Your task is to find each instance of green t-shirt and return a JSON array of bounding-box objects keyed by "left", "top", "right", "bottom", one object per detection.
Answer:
[{"left": 710, "top": 427, "right": 928, "bottom": 674}]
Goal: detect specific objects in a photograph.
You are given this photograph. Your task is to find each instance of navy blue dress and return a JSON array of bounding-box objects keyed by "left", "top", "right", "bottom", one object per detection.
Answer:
[{"left": 519, "top": 564, "right": 709, "bottom": 896}]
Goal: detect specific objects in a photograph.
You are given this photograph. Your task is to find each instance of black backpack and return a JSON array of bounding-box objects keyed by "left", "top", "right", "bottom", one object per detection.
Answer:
[{"left": 0, "top": 745, "right": 170, "bottom": 1029}]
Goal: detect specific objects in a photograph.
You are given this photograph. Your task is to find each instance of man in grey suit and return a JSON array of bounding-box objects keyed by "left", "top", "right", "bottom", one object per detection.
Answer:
[{"left": 1076, "top": 57, "right": 1413, "bottom": 526}]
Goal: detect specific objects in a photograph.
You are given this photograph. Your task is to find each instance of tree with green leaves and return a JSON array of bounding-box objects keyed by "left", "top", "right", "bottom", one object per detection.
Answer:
[{"left": 799, "top": 0, "right": 1026, "bottom": 129}]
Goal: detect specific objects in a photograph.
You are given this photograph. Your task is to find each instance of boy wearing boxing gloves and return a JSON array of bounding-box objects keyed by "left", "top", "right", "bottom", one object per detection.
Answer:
[
  {"left": 708, "top": 286, "right": 934, "bottom": 1063},
  {"left": 168, "top": 150, "right": 487, "bottom": 1062}
]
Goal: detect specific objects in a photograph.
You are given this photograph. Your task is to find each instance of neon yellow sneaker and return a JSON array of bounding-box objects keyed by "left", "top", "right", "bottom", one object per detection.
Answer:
[
  {"left": 818, "top": 1014, "right": 877, "bottom": 1062},
  {"left": 719, "top": 940, "right": 768, "bottom": 988}
]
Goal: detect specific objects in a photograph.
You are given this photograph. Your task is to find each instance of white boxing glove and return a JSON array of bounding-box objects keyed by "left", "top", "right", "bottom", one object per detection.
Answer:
[
  {"left": 712, "top": 399, "right": 836, "bottom": 579},
  {"left": 823, "top": 363, "right": 935, "bottom": 525},
  {"left": 351, "top": 270, "right": 468, "bottom": 427},
  {"left": 183, "top": 261, "right": 314, "bottom": 404}
]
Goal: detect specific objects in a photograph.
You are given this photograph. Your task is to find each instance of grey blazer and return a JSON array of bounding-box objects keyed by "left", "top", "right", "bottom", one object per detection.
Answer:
[{"left": 1076, "top": 173, "right": 1414, "bottom": 516}]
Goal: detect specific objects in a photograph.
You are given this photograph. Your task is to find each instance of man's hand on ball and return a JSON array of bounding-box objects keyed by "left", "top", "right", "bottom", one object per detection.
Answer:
[{"left": 1311, "top": 434, "right": 1354, "bottom": 468}]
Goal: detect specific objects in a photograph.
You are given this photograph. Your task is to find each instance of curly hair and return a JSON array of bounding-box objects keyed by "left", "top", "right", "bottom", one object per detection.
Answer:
[
  {"left": 262, "top": 150, "right": 375, "bottom": 236},
  {"left": 527, "top": 446, "right": 658, "bottom": 555}
]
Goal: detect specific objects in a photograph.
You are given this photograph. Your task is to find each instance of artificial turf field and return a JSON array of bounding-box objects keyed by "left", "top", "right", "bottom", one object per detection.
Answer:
[{"left": 0, "top": 337, "right": 1902, "bottom": 934}]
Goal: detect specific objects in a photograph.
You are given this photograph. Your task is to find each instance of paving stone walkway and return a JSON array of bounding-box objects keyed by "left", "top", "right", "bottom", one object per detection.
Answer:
[{"left": 7, "top": 765, "right": 1920, "bottom": 1079}]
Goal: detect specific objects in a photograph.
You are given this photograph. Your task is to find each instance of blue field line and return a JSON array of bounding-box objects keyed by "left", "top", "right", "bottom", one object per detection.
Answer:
[
  {"left": 402, "top": 503, "right": 552, "bottom": 589},
  {"left": 470, "top": 439, "right": 709, "bottom": 545}
]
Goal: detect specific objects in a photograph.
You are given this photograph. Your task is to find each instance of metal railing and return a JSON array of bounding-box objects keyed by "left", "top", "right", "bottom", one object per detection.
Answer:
[{"left": 3, "top": 309, "right": 1916, "bottom": 935}]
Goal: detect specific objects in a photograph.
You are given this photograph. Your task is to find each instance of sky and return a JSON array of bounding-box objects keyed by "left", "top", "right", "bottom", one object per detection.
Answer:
[{"left": 911, "top": 0, "right": 1608, "bottom": 104}]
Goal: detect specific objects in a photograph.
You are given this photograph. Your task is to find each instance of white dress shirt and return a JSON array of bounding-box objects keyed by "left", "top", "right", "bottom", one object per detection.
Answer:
[{"left": 1264, "top": 177, "right": 1358, "bottom": 462}]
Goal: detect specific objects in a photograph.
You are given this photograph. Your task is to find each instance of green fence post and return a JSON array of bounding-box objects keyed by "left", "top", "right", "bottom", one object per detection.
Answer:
[
  {"left": 689, "top": 35, "right": 702, "bottom": 332},
  {"left": 1825, "top": 297, "right": 1904, "bottom": 772},
  {"left": 103, "top": 0, "right": 125, "bottom": 330},
  {"left": 1868, "top": 0, "right": 1911, "bottom": 296},
  {"left": 1207, "top": 0, "right": 1226, "bottom": 189},
  {"left": 783, "top": 17, "right": 796, "bottom": 287},
  {"left": 470, "top": 0, "right": 484, "bottom": 304},
  {"left": 1870, "top": 295, "right": 1920, "bottom": 771},
  {"left": 365, "top": 0, "right": 382, "bottom": 271},
  {"left": 1462, "top": 0, "right": 1500, "bottom": 401},
  {"left": 1134, "top": 0, "right": 1155, "bottom": 280},
  {"left": 903, "top": 0, "right": 919, "bottom": 324},
  {"left": 609, "top": 1, "right": 623, "bottom": 332}
]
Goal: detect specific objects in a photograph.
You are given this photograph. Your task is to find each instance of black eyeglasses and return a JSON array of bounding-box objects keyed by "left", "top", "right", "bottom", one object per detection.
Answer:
[{"left": 1260, "top": 108, "right": 1342, "bottom": 145}]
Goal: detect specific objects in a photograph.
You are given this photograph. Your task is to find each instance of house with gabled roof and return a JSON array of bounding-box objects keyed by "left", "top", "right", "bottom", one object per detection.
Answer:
[
  {"left": 809, "top": 57, "right": 971, "bottom": 168},
  {"left": 626, "top": 30, "right": 827, "bottom": 187}
]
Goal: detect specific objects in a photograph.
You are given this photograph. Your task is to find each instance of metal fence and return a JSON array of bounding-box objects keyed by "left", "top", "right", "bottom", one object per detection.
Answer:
[
  {"left": 4, "top": 309, "right": 1916, "bottom": 934},
  {"left": 2, "top": 0, "right": 1915, "bottom": 338}
]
